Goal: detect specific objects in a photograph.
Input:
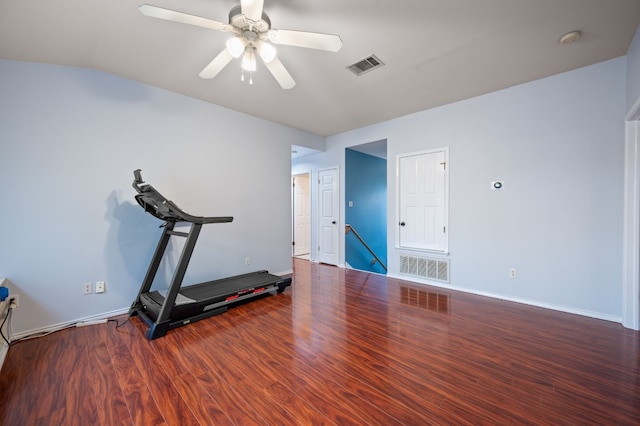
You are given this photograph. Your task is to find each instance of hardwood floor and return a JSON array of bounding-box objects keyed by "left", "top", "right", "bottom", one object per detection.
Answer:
[{"left": 0, "top": 258, "right": 639, "bottom": 425}]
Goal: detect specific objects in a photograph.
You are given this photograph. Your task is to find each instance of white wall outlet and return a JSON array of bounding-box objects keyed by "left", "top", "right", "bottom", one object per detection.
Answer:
[
  {"left": 245, "top": 257, "right": 251, "bottom": 266},
  {"left": 509, "top": 268, "right": 517, "bottom": 279},
  {"left": 83, "top": 282, "right": 93, "bottom": 295},
  {"left": 95, "top": 281, "right": 105, "bottom": 294}
]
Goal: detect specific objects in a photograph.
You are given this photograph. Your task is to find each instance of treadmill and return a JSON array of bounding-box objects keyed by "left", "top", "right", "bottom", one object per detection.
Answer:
[{"left": 128, "top": 169, "right": 291, "bottom": 340}]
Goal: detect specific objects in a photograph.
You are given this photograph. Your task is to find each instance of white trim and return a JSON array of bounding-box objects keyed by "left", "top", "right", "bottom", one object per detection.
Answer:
[
  {"left": 626, "top": 97, "right": 640, "bottom": 121},
  {"left": 388, "top": 273, "right": 622, "bottom": 324},
  {"left": 345, "top": 262, "right": 388, "bottom": 277},
  {"left": 291, "top": 171, "right": 312, "bottom": 258},
  {"left": 623, "top": 118, "right": 640, "bottom": 330},
  {"left": 0, "top": 289, "right": 10, "bottom": 372},
  {"left": 8, "top": 307, "right": 129, "bottom": 341},
  {"left": 0, "top": 341, "right": 8, "bottom": 372}
]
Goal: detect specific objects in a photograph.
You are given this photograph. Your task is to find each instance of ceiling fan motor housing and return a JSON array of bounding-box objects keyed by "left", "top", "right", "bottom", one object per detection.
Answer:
[{"left": 229, "top": 5, "right": 271, "bottom": 39}]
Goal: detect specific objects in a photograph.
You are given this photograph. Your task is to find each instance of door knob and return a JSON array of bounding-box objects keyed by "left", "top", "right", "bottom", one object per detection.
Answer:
[
  {"left": 399, "top": 221, "right": 406, "bottom": 226},
  {"left": 332, "top": 221, "right": 336, "bottom": 224}
]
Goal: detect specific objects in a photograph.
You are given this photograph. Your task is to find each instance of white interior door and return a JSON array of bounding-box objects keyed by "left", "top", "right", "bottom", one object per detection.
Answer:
[
  {"left": 318, "top": 167, "right": 339, "bottom": 265},
  {"left": 398, "top": 149, "right": 448, "bottom": 252},
  {"left": 293, "top": 173, "right": 311, "bottom": 256}
]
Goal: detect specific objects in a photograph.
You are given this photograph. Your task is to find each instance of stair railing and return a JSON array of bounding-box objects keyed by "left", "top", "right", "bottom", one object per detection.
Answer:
[{"left": 345, "top": 224, "right": 387, "bottom": 271}]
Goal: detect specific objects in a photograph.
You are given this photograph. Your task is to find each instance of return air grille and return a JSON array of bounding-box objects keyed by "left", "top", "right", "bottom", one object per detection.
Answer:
[
  {"left": 346, "top": 54, "right": 385, "bottom": 76},
  {"left": 399, "top": 254, "right": 449, "bottom": 283}
]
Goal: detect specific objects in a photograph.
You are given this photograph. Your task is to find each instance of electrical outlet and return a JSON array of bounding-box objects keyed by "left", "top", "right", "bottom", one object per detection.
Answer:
[
  {"left": 95, "top": 281, "right": 105, "bottom": 294},
  {"left": 9, "top": 294, "right": 19, "bottom": 308},
  {"left": 509, "top": 268, "right": 517, "bottom": 279},
  {"left": 245, "top": 257, "right": 251, "bottom": 266},
  {"left": 83, "top": 282, "right": 93, "bottom": 295}
]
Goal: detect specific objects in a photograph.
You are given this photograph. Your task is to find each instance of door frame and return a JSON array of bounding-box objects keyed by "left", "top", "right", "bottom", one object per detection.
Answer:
[
  {"left": 292, "top": 172, "right": 311, "bottom": 258},
  {"left": 623, "top": 106, "right": 640, "bottom": 330}
]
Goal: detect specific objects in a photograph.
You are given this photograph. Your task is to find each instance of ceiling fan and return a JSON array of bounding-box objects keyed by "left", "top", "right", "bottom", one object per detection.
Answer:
[{"left": 139, "top": 0, "right": 343, "bottom": 89}]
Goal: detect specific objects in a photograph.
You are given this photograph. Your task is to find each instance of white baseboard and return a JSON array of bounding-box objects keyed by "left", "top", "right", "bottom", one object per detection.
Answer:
[
  {"left": 0, "top": 297, "right": 10, "bottom": 373},
  {"left": 8, "top": 307, "right": 130, "bottom": 341},
  {"left": 0, "top": 341, "right": 8, "bottom": 373},
  {"left": 387, "top": 273, "right": 622, "bottom": 324}
]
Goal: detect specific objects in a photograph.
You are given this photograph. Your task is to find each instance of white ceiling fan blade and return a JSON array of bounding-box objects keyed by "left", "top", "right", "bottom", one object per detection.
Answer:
[
  {"left": 256, "top": 40, "right": 295, "bottom": 89},
  {"left": 268, "top": 29, "right": 343, "bottom": 52},
  {"left": 263, "top": 56, "right": 296, "bottom": 89},
  {"left": 241, "top": 0, "right": 264, "bottom": 22},
  {"left": 139, "top": 5, "right": 232, "bottom": 32},
  {"left": 199, "top": 49, "right": 234, "bottom": 79}
]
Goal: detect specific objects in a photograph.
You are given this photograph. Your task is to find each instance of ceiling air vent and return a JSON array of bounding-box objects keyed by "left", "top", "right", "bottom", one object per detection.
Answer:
[{"left": 346, "top": 54, "right": 385, "bottom": 76}]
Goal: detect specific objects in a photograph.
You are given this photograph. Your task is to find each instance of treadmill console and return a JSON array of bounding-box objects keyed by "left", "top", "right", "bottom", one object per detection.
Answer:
[{"left": 131, "top": 169, "right": 233, "bottom": 224}]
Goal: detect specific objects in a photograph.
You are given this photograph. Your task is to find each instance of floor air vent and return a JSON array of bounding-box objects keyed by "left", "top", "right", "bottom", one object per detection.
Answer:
[
  {"left": 399, "top": 254, "right": 449, "bottom": 283},
  {"left": 346, "top": 54, "right": 385, "bottom": 76}
]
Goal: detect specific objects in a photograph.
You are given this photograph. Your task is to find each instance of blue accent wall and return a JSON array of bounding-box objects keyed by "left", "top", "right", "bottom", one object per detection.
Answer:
[{"left": 345, "top": 148, "right": 387, "bottom": 274}]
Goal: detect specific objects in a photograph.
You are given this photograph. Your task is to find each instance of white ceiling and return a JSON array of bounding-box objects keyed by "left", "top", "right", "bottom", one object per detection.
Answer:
[{"left": 1, "top": 0, "right": 639, "bottom": 137}]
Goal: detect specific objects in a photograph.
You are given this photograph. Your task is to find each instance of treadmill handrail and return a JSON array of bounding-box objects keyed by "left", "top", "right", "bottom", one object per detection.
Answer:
[{"left": 132, "top": 170, "right": 233, "bottom": 225}]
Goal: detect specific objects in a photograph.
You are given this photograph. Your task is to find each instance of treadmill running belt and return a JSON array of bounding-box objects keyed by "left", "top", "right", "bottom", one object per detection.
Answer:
[{"left": 179, "top": 270, "right": 278, "bottom": 301}]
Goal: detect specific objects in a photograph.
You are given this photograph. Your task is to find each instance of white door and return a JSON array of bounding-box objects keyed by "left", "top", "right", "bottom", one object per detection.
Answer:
[
  {"left": 318, "top": 167, "right": 339, "bottom": 265},
  {"left": 293, "top": 173, "right": 311, "bottom": 256},
  {"left": 398, "top": 149, "right": 448, "bottom": 252}
]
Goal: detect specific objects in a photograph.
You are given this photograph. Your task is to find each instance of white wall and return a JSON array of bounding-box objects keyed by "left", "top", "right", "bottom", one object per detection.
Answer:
[
  {"left": 627, "top": 27, "right": 640, "bottom": 113},
  {"left": 294, "top": 57, "right": 626, "bottom": 321},
  {"left": 0, "top": 59, "right": 323, "bottom": 335}
]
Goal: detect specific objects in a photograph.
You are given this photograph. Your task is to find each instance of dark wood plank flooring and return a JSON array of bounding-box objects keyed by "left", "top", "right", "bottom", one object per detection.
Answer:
[{"left": 0, "top": 258, "right": 639, "bottom": 425}]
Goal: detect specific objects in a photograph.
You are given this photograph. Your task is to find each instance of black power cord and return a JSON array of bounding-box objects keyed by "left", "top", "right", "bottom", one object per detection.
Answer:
[
  {"left": 107, "top": 317, "right": 131, "bottom": 329},
  {"left": 0, "top": 306, "right": 11, "bottom": 345}
]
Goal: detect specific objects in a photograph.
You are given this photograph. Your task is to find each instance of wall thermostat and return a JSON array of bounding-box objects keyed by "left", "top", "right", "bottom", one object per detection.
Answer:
[{"left": 491, "top": 181, "right": 504, "bottom": 190}]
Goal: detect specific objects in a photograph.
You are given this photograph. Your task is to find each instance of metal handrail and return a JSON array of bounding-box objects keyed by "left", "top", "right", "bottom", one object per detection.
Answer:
[{"left": 345, "top": 224, "right": 387, "bottom": 271}]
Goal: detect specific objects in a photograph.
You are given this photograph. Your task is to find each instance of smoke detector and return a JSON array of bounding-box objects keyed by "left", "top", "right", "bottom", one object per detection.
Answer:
[{"left": 560, "top": 31, "right": 582, "bottom": 44}]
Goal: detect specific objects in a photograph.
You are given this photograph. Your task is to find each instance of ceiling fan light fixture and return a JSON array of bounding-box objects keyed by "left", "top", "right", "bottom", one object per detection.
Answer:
[
  {"left": 242, "top": 45, "right": 257, "bottom": 72},
  {"left": 259, "top": 42, "right": 276, "bottom": 63},
  {"left": 226, "top": 37, "right": 245, "bottom": 58}
]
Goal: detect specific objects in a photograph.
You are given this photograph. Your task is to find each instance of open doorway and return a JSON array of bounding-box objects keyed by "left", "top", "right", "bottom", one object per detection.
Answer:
[
  {"left": 345, "top": 139, "right": 388, "bottom": 274},
  {"left": 292, "top": 173, "right": 311, "bottom": 259}
]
